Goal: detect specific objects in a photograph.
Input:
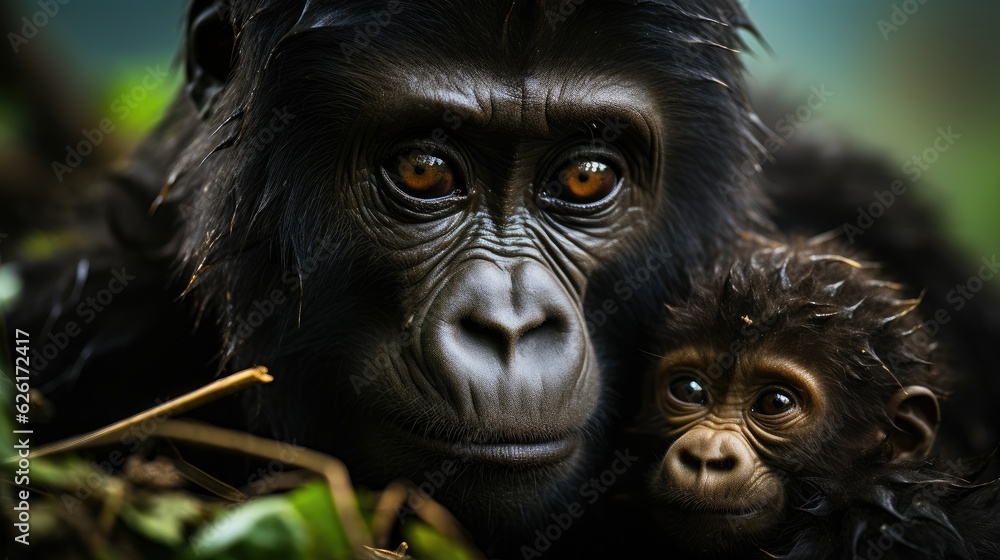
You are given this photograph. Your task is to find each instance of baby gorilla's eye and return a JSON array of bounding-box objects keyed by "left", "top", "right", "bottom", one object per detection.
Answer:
[
  {"left": 669, "top": 377, "right": 707, "bottom": 406},
  {"left": 752, "top": 389, "right": 797, "bottom": 416},
  {"left": 386, "top": 153, "right": 457, "bottom": 199}
]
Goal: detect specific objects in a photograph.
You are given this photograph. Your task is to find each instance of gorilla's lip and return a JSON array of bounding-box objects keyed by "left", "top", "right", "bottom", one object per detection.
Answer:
[
  {"left": 440, "top": 437, "right": 580, "bottom": 466},
  {"left": 661, "top": 500, "right": 776, "bottom": 520},
  {"left": 689, "top": 506, "right": 767, "bottom": 518},
  {"left": 658, "top": 500, "right": 782, "bottom": 536},
  {"left": 389, "top": 425, "right": 581, "bottom": 467}
]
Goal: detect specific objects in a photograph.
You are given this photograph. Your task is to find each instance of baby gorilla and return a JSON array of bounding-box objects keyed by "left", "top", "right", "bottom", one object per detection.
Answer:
[{"left": 637, "top": 236, "right": 999, "bottom": 559}]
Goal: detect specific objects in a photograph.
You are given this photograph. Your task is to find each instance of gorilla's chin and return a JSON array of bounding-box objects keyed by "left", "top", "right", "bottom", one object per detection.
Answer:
[{"left": 354, "top": 418, "right": 592, "bottom": 521}]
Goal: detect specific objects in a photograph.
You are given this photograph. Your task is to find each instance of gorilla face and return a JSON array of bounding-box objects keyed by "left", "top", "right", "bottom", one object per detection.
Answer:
[{"left": 339, "top": 73, "right": 659, "bottom": 508}]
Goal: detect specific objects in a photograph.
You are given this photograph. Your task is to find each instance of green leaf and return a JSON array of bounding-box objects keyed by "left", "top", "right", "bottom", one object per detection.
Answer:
[
  {"left": 287, "top": 481, "right": 354, "bottom": 560},
  {"left": 30, "top": 455, "right": 101, "bottom": 486},
  {"left": 120, "top": 493, "right": 203, "bottom": 547},
  {"left": 404, "top": 523, "right": 478, "bottom": 560},
  {"left": 188, "top": 497, "right": 312, "bottom": 560}
]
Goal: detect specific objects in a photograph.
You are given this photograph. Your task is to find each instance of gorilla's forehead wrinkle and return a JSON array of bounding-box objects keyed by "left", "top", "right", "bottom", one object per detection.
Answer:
[{"left": 384, "top": 71, "right": 657, "bottom": 143}]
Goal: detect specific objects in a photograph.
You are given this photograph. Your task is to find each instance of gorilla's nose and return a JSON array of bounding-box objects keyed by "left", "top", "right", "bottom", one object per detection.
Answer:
[
  {"left": 422, "top": 258, "right": 594, "bottom": 429},
  {"left": 665, "top": 427, "right": 756, "bottom": 493},
  {"left": 455, "top": 266, "right": 563, "bottom": 362}
]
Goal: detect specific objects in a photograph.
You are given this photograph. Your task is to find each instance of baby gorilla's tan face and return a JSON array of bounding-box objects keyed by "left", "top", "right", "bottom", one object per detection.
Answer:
[{"left": 647, "top": 348, "right": 829, "bottom": 552}]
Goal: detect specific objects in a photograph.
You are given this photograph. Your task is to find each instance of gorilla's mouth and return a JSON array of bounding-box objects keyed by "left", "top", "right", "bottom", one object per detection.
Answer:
[
  {"left": 685, "top": 505, "right": 768, "bottom": 519},
  {"left": 388, "top": 423, "right": 582, "bottom": 467},
  {"left": 438, "top": 437, "right": 580, "bottom": 466},
  {"left": 657, "top": 499, "right": 783, "bottom": 535}
]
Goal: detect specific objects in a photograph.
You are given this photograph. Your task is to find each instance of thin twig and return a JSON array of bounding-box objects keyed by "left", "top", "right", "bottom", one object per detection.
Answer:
[
  {"left": 372, "top": 482, "right": 410, "bottom": 548},
  {"left": 21, "top": 366, "right": 272, "bottom": 460},
  {"left": 371, "top": 481, "right": 481, "bottom": 558}
]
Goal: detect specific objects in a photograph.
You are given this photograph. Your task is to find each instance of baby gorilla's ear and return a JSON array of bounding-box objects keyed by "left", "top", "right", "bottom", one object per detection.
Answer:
[
  {"left": 186, "top": 0, "right": 236, "bottom": 114},
  {"left": 886, "top": 386, "right": 940, "bottom": 461}
]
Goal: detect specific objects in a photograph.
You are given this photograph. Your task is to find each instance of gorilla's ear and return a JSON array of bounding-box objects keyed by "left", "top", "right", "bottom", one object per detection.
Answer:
[
  {"left": 186, "top": 0, "right": 236, "bottom": 114},
  {"left": 886, "top": 385, "right": 940, "bottom": 461}
]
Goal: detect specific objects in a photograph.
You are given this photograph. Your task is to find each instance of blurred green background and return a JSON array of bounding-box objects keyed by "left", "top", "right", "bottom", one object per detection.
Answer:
[
  {"left": 4, "top": 0, "right": 999, "bottom": 257},
  {"left": 745, "top": 0, "right": 1000, "bottom": 260}
]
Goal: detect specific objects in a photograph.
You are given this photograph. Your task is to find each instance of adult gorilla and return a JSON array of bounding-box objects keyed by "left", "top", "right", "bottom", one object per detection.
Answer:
[{"left": 15, "top": 0, "right": 994, "bottom": 556}]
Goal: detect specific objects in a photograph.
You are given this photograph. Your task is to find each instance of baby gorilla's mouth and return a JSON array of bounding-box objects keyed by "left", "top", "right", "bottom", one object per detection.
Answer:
[
  {"left": 661, "top": 499, "right": 773, "bottom": 518},
  {"left": 689, "top": 505, "right": 767, "bottom": 517},
  {"left": 655, "top": 497, "right": 784, "bottom": 539}
]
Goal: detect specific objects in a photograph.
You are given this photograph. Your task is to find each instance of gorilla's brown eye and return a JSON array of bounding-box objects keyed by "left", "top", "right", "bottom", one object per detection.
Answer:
[
  {"left": 555, "top": 160, "right": 619, "bottom": 203},
  {"left": 390, "top": 153, "right": 456, "bottom": 199},
  {"left": 752, "top": 389, "right": 796, "bottom": 416},
  {"left": 669, "top": 377, "right": 707, "bottom": 406}
]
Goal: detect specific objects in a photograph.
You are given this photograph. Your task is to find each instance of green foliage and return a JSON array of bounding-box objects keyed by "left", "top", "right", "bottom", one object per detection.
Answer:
[
  {"left": 101, "top": 67, "right": 181, "bottom": 136},
  {"left": 404, "top": 524, "right": 479, "bottom": 560},
  {"left": 2, "top": 449, "right": 479, "bottom": 560},
  {"left": 287, "top": 481, "right": 355, "bottom": 559},
  {"left": 187, "top": 496, "right": 313, "bottom": 559},
  {"left": 187, "top": 481, "right": 355, "bottom": 560},
  {"left": 121, "top": 493, "right": 203, "bottom": 548}
]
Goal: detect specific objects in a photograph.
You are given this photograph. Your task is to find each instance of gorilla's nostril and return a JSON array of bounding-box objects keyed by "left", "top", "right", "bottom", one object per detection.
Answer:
[
  {"left": 679, "top": 449, "right": 702, "bottom": 471},
  {"left": 458, "top": 310, "right": 552, "bottom": 348},
  {"left": 520, "top": 314, "right": 562, "bottom": 339},
  {"left": 459, "top": 315, "right": 509, "bottom": 354},
  {"left": 677, "top": 448, "right": 737, "bottom": 472},
  {"left": 705, "top": 457, "right": 737, "bottom": 471}
]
